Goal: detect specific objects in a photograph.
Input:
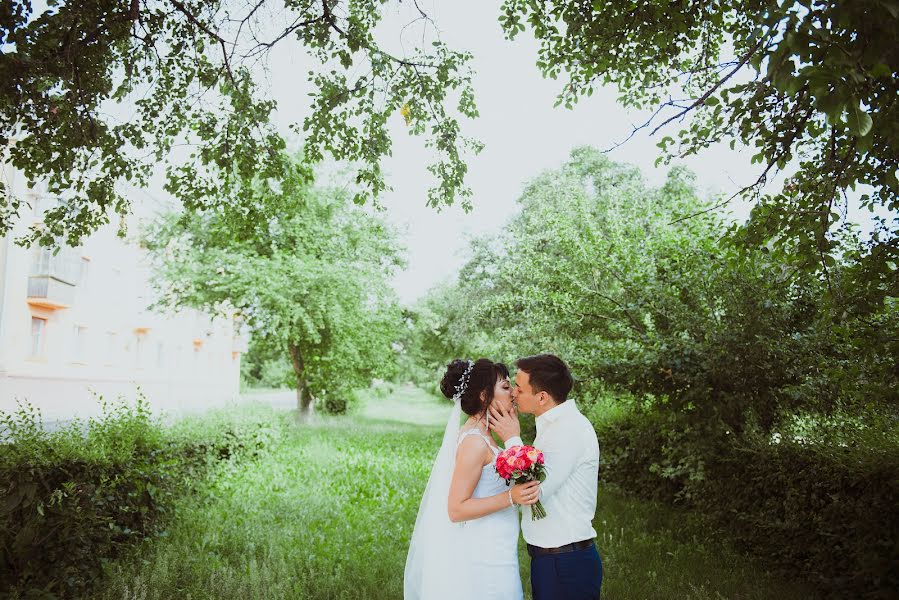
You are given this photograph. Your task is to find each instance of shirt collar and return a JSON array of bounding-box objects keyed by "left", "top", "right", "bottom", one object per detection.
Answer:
[{"left": 535, "top": 398, "right": 578, "bottom": 433}]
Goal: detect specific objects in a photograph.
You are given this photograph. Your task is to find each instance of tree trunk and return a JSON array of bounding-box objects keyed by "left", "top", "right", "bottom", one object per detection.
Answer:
[{"left": 288, "top": 343, "right": 313, "bottom": 417}]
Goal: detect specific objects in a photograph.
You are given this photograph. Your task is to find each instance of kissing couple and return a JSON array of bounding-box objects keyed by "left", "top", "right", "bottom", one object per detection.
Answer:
[{"left": 404, "top": 354, "right": 603, "bottom": 599}]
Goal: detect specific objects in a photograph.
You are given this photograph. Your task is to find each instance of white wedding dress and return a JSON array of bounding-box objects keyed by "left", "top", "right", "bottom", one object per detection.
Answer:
[
  {"left": 404, "top": 400, "right": 524, "bottom": 600},
  {"left": 453, "top": 428, "right": 524, "bottom": 600}
]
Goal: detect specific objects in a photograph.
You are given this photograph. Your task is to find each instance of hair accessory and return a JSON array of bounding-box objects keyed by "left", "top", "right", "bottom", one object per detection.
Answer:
[{"left": 452, "top": 360, "right": 475, "bottom": 402}]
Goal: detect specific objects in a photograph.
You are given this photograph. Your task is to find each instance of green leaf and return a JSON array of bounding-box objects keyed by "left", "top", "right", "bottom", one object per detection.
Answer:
[
  {"left": 805, "top": 68, "right": 833, "bottom": 98},
  {"left": 846, "top": 102, "right": 873, "bottom": 137},
  {"left": 869, "top": 63, "right": 892, "bottom": 79},
  {"left": 784, "top": 76, "right": 804, "bottom": 96},
  {"left": 857, "top": 132, "right": 874, "bottom": 154},
  {"left": 885, "top": 170, "right": 899, "bottom": 192},
  {"left": 817, "top": 93, "right": 845, "bottom": 125},
  {"left": 1, "top": 489, "right": 24, "bottom": 515}
]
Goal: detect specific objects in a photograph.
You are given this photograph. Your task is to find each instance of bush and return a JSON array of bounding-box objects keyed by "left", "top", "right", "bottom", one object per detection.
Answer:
[
  {"left": 0, "top": 396, "right": 282, "bottom": 599},
  {"left": 317, "top": 388, "right": 363, "bottom": 415},
  {"left": 596, "top": 410, "right": 899, "bottom": 599}
]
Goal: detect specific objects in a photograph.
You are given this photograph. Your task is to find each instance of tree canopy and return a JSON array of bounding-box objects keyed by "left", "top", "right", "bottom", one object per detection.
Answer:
[
  {"left": 412, "top": 147, "right": 897, "bottom": 434},
  {"left": 1, "top": 0, "right": 480, "bottom": 248},
  {"left": 142, "top": 165, "right": 403, "bottom": 413},
  {"left": 3, "top": 1, "right": 896, "bottom": 310},
  {"left": 500, "top": 0, "right": 898, "bottom": 303}
]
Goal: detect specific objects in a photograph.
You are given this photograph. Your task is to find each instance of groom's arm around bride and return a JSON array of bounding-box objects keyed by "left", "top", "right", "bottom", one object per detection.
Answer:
[{"left": 489, "top": 354, "right": 603, "bottom": 600}]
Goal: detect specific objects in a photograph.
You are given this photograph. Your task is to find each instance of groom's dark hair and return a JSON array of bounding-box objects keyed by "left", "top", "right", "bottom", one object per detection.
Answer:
[{"left": 515, "top": 354, "right": 573, "bottom": 403}]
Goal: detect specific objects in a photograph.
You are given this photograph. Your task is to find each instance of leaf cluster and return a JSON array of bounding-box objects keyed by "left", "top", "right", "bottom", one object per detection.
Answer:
[
  {"left": 500, "top": 0, "right": 899, "bottom": 306},
  {"left": 1, "top": 0, "right": 481, "bottom": 249},
  {"left": 142, "top": 169, "right": 404, "bottom": 410}
]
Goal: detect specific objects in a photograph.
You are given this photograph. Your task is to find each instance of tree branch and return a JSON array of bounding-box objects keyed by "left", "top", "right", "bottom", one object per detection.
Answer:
[
  {"left": 669, "top": 98, "right": 815, "bottom": 227},
  {"left": 242, "top": 14, "right": 325, "bottom": 59},
  {"left": 169, "top": 0, "right": 236, "bottom": 83},
  {"left": 650, "top": 37, "right": 767, "bottom": 136},
  {"left": 321, "top": 0, "right": 345, "bottom": 36}
]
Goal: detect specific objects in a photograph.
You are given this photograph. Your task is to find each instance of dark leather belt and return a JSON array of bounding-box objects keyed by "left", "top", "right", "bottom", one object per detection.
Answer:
[{"left": 527, "top": 539, "right": 594, "bottom": 557}]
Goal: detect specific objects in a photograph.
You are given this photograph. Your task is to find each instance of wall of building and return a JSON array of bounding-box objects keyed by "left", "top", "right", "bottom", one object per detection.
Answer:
[{"left": 0, "top": 164, "right": 245, "bottom": 423}]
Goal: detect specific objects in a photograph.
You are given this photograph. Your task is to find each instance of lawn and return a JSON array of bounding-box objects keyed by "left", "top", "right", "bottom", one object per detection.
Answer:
[{"left": 95, "top": 385, "right": 814, "bottom": 599}]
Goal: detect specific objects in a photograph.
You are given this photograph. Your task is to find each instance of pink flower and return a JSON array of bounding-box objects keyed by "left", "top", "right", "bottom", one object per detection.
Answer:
[{"left": 493, "top": 445, "right": 549, "bottom": 521}]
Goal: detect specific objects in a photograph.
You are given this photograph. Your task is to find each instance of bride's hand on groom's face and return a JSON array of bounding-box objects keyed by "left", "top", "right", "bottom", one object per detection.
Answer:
[{"left": 488, "top": 402, "right": 520, "bottom": 443}]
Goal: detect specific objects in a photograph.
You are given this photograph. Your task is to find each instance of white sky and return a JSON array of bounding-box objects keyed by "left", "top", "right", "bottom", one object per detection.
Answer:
[{"left": 341, "top": 1, "right": 771, "bottom": 304}]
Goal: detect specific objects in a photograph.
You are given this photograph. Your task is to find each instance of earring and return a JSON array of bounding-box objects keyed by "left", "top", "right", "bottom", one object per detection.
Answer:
[{"left": 486, "top": 412, "right": 490, "bottom": 429}]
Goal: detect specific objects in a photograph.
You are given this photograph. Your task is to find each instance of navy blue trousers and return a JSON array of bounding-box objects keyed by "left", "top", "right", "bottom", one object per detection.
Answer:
[{"left": 530, "top": 543, "right": 603, "bottom": 600}]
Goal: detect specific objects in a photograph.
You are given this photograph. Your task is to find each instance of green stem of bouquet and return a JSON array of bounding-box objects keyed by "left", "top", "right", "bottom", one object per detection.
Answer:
[{"left": 531, "top": 500, "right": 547, "bottom": 521}]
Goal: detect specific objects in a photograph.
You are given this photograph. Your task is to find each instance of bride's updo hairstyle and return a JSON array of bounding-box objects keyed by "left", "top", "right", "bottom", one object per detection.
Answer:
[{"left": 440, "top": 358, "right": 510, "bottom": 417}]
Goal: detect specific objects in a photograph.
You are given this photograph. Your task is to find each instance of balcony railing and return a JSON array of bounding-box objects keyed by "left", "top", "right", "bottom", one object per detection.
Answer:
[
  {"left": 30, "top": 248, "right": 82, "bottom": 285},
  {"left": 27, "top": 275, "right": 76, "bottom": 309}
]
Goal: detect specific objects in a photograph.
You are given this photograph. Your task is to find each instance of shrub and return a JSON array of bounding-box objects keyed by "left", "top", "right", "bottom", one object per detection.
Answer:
[
  {"left": 0, "top": 396, "right": 282, "bottom": 599},
  {"left": 596, "top": 410, "right": 899, "bottom": 599},
  {"left": 317, "top": 388, "right": 363, "bottom": 415}
]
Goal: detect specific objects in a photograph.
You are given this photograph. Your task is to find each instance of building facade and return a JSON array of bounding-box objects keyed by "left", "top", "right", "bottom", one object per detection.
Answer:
[{"left": 0, "top": 162, "right": 245, "bottom": 423}]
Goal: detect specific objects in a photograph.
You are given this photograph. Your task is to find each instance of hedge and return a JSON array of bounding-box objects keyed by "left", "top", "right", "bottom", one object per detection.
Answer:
[
  {"left": 0, "top": 397, "right": 282, "bottom": 599},
  {"left": 596, "top": 411, "right": 899, "bottom": 599}
]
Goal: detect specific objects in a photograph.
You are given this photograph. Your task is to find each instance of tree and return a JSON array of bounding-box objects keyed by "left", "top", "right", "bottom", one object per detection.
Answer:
[
  {"left": 142, "top": 165, "right": 403, "bottom": 414},
  {"left": 431, "top": 147, "right": 897, "bottom": 434},
  {"left": 1, "top": 0, "right": 481, "bottom": 248},
  {"left": 395, "top": 278, "right": 496, "bottom": 389},
  {"left": 499, "top": 0, "right": 899, "bottom": 304}
]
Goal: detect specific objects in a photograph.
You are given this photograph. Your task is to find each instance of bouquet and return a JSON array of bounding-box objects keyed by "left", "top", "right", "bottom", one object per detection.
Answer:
[{"left": 495, "top": 445, "right": 547, "bottom": 520}]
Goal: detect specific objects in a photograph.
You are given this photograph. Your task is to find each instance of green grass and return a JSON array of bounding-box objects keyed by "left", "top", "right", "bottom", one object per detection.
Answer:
[
  {"left": 95, "top": 386, "right": 814, "bottom": 599},
  {"left": 593, "top": 489, "right": 815, "bottom": 599}
]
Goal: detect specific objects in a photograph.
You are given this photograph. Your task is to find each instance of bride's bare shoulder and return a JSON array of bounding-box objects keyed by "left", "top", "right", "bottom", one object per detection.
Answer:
[{"left": 455, "top": 430, "right": 493, "bottom": 467}]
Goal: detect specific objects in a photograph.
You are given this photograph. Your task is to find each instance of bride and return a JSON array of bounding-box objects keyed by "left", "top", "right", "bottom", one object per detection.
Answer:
[{"left": 404, "top": 359, "right": 542, "bottom": 599}]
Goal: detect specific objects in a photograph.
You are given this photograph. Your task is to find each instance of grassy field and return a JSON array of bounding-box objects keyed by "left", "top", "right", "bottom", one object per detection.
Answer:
[{"left": 95, "top": 385, "right": 814, "bottom": 599}]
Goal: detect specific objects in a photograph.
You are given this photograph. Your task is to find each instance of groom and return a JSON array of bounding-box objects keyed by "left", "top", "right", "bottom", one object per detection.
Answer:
[{"left": 489, "top": 354, "right": 603, "bottom": 600}]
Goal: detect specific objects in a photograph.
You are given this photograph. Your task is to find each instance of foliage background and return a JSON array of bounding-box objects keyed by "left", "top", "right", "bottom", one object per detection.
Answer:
[{"left": 399, "top": 147, "right": 898, "bottom": 598}]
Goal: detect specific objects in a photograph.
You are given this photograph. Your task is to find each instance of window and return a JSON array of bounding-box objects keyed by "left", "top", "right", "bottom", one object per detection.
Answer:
[
  {"left": 79, "top": 257, "right": 90, "bottom": 284},
  {"left": 31, "top": 245, "right": 81, "bottom": 284},
  {"left": 135, "top": 334, "right": 145, "bottom": 368},
  {"left": 31, "top": 194, "right": 42, "bottom": 217},
  {"left": 32, "top": 195, "right": 59, "bottom": 217},
  {"left": 30, "top": 317, "right": 46, "bottom": 356},
  {"left": 72, "top": 325, "right": 87, "bottom": 362},
  {"left": 192, "top": 338, "right": 203, "bottom": 365},
  {"left": 105, "top": 332, "right": 118, "bottom": 364},
  {"left": 32, "top": 248, "right": 51, "bottom": 276}
]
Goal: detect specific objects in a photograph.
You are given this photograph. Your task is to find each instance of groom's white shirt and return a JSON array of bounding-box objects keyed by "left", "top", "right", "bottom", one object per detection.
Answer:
[{"left": 505, "top": 399, "right": 599, "bottom": 548}]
